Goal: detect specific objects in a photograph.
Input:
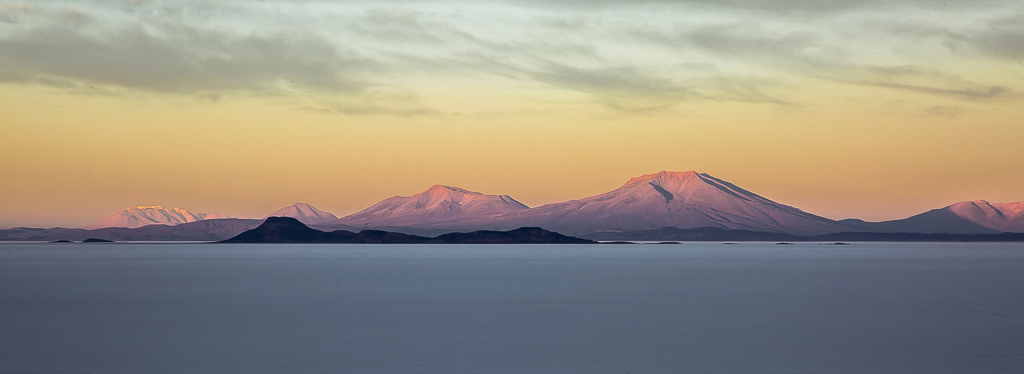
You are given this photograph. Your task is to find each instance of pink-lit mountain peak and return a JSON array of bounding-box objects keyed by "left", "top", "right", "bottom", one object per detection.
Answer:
[
  {"left": 401, "top": 185, "right": 527, "bottom": 210},
  {"left": 584, "top": 171, "right": 780, "bottom": 209},
  {"left": 266, "top": 203, "right": 339, "bottom": 225},
  {"left": 416, "top": 185, "right": 483, "bottom": 205},
  {"left": 949, "top": 200, "right": 1024, "bottom": 218},
  {"left": 335, "top": 185, "right": 528, "bottom": 227},
  {"left": 621, "top": 170, "right": 700, "bottom": 188}
]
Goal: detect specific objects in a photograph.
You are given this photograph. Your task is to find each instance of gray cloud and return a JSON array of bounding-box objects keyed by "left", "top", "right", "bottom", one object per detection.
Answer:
[
  {"left": 976, "top": 29, "right": 1024, "bottom": 61},
  {"left": 0, "top": 2, "right": 42, "bottom": 23},
  {"left": 385, "top": 0, "right": 1010, "bottom": 14},
  {"left": 0, "top": 23, "right": 367, "bottom": 94}
]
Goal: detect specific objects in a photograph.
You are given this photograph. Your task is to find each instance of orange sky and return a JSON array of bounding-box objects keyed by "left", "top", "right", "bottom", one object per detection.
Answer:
[{"left": 1, "top": 0, "right": 1023, "bottom": 228}]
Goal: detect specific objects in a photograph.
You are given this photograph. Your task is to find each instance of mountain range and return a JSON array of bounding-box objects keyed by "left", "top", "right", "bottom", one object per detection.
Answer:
[
  {"left": 4, "top": 171, "right": 1023, "bottom": 241},
  {"left": 326, "top": 171, "right": 1024, "bottom": 237}
]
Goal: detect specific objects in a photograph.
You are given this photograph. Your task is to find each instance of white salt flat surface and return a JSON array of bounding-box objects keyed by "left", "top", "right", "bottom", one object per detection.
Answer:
[{"left": 2, "top": 242, "right": 1023, "bottom": 373}]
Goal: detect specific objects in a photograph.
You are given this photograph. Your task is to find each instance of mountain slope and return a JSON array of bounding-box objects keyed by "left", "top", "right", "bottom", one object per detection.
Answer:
[
  {"left": 85, "top": 206, "right": 233, "bottom": 229},
  {"left": 948, "top": 200, "right": 1024, "bottom": 232},
  {"left": 333, "top": 185, "right": 529, "bottom": 229},
  {"left": 841, "top": 200, "right": 1024, "bottom": 234},
  {"left": 266, "top": 203, "right": 339, "bottom": 225},
  {"left": 487, "top": 171, "right": 849, "bottom": 236}
]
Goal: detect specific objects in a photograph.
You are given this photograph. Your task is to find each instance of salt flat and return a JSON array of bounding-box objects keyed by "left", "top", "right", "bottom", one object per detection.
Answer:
[{"left": 1, "top": 242, "right": 1023, "bottom": 373}]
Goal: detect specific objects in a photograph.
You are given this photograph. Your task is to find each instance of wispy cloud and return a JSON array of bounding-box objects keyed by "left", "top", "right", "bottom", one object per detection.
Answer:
[
  {"left": 842, "top": 80, "right": 1017, "bottom": 101},
  {"left": 0, "top": 0, "right": 1021, "bottom": 115}
]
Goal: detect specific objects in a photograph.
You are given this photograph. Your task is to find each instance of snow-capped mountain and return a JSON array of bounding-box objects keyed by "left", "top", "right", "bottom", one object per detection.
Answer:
[
  {"left": 84, "top": 206, "right": 233, "bottom": 230},
  {"left": 487, "top": 171, "right": 848, "bottom": 236},
  {"left": 333, "top": 185, "right": 529, "bottom": 229},
  {"left": 266, "top": 203, "right": 339, "bottom": 225}
]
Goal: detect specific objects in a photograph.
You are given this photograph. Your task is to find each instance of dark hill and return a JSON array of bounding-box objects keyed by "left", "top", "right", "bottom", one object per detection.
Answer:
[
  {"left": 221, "top": 217, "right": 596, "bottom": 244},
  {"left": 223, "top": 217, "right": 336, "bottom": 243},
  {"left": 221, "top": 217, "right": 430, "bottom": 243},
  {"left": 429, "top": 227, "right": 595, "bottom": 244}
]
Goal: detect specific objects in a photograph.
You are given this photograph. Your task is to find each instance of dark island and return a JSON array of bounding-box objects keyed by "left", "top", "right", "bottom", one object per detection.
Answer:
[
  {"left": 221, "top": 217, "right": 596, "bottom": 244},
  {"left": 82, "top": 238, "right": 115, "bottom": 243}
]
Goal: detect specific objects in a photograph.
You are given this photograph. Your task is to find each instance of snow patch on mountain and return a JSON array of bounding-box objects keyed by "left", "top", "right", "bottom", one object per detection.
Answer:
[
  {"left": 85, "top": 205, "right": 234, "bottom": 229},
  {"left": 266, "top": 203, "right": 339, "bottom": 225}
]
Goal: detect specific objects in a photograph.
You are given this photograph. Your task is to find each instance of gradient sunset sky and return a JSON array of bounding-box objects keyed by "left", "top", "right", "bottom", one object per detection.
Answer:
[{"left": 1, "top": 0, "right": 1023, "bottom": 228}]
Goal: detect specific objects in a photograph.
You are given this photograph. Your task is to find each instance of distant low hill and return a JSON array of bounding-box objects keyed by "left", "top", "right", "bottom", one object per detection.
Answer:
[
  {"left": 0, "top": 219, "right": 266, "bottom": 242},
  {"left": 588, "top": 227, "right": 1024, "bottom": 242},
  {"left": 222, "top": 217, "right": 596, "bottom": 244}
]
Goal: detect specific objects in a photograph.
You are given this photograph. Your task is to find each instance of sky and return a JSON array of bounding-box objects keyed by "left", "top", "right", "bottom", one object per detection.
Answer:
[{"left": 1, "top": 0, "right": 1023, "bottom": 228}]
